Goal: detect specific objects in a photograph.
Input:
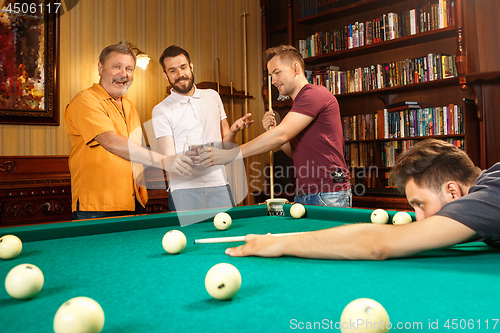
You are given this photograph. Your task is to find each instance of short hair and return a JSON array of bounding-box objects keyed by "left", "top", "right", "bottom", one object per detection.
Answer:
[
  {"left": 99, "top": 42, "right": 136, "bottom": 67},
  {"left": 263, "top": 45, "right": 305, "bottom": 74},
  {"left": 389, "top": 138, "right": 481, "bottom": 194},
  {"left": 159, "top": 45, "right": 191, "bottom": 73}
]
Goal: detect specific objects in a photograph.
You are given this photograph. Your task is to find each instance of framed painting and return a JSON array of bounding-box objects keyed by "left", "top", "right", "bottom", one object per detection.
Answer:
[{"left": 0, "top": 0, "right": 60, "bottom": 125}]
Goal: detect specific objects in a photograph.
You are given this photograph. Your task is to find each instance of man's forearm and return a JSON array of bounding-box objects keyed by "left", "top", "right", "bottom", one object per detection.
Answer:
[
  {"left": 240, "top": 127, "right": 289, "bottom": 158},
  {"left": 96, "top": 131, "right": 164, "bottom": 169},
  {"left": 222, "top": 131, "right": 237, "bottom": 144},
  {"left": 277, "top": 224, "right": 390, "bottom": 260}
]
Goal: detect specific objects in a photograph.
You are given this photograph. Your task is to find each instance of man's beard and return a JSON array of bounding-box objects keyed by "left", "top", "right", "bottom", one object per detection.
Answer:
[{"left": 170, "top": 72, "right": 195, "bottom": 94}]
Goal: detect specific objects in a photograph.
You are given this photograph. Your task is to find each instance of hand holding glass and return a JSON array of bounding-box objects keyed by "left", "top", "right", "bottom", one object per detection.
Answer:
[{"left": 183, "top": 134, "right": 205, "bottom": 165}]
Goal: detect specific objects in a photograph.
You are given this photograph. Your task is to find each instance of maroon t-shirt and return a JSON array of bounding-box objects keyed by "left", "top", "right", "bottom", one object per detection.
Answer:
[{"left": 289, "top": 84, "right": 350, "bottom": 193}]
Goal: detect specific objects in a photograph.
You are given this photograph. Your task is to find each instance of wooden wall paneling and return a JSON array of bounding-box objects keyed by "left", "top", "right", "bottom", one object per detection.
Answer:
[
  {"left": 462, "top": 0, "right": 479, "bottom": 73},
  {"left": 481, "top": 83, "right": 500, "bottom": 167},
  {"left": 471, "top": 0, "right": 500, "bottom": 73}
]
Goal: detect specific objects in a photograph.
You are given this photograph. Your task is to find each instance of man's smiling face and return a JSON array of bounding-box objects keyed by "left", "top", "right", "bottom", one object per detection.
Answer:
[{"left": 98, "top": 52, "right": 135, "bottom": 100}]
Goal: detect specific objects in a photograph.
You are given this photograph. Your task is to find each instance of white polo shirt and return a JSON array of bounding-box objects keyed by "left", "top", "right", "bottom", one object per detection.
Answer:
[{"left": 151, "top": 86, "right": 228, "bottom": 191}]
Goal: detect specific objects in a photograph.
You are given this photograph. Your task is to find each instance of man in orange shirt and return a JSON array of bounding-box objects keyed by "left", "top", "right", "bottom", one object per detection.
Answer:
[{"left": 65, "top": 43, "right": 193, "bottom": 220}]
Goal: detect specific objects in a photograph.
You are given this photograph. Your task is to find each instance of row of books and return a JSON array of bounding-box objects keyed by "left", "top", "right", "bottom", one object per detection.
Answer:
[
  {"left": 378, "top": 105, "right": 464, "bottom": 139},
  {"left": 299, "top": 0, "right": 366, "bottom": 19},
  {"left": 345, "top": 142, "right": 374, "bottom": 168},
  {"left": 341, "top": 104, "right": 464, "bottom": 142},
  {"left": 342, "top": 114, "right": 376, "bottom": 141},
  {"left": 307, "top": 53, "right": 457, "bottom": 95},
  {"left": 344, "top": 138, "right": 464, "bottom": 188},
  {"left": 381, "top": 138, "right": 464, "bottom": 167},
  {"left": 298, "top": 0, "right": 455, "bottom": 58}
]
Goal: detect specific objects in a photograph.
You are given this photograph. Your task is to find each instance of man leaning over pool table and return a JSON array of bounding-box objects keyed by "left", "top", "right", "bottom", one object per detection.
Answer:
[{"left": 226, "top": 138, "right": 500, "bottom": 260}]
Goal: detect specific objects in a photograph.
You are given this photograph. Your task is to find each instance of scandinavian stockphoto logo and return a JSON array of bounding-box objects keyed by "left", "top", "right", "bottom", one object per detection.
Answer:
[{"left": 2, "top": 0, "right": 80, "bottom": 18}]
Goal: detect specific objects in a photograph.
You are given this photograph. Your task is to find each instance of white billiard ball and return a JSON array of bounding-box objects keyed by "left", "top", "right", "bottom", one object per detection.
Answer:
[
  {"left": 340, "top": 298, "right": 390, "bottom": 333},
  {"left": 392, "top": 211, "right": 413, "bottom": 225},
  {"left": 214, "top": 212, "right": 232, "bottom": 231},
  {"left": 53, "top": 297, "right": 105, "bottom": 333},
  {"left": 162, "top": 230, "right": 187, "bottom": 254},
  {"left": 0, "top": 234, "right": 22, "bottom": 260},
  {"left": 205, "top": 263, "right": 242, "bottom": 300},
  {"left": 370, "top": 209, "right": 389, "bottom": 224},
  {"left": 5, "top": 263, "right": 44, "bottom": 299},
  {"left": 290, "top": 203, "right": 306, "bottom": 219}
]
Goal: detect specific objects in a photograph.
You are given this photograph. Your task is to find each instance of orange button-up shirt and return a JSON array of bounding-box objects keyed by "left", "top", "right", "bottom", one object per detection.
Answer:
[{"left": 65, "top": 83, "right": 148, "bottom": 212}]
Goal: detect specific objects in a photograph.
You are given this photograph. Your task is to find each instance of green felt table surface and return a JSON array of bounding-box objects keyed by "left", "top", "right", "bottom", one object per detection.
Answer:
[{"left": 1, "top": 205, "right": 500, "bottom": 332}]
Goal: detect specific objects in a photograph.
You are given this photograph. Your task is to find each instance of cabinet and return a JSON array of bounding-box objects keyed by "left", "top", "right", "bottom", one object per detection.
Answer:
[
  {"left": 262, "top": 0, "right": 500, "bottom": 209},
  {"left": 0, "top": 156, "right": 171, "bottom": 227}
]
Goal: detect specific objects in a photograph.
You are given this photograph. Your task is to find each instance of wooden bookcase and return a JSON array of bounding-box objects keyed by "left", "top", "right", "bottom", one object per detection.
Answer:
[{"left": 261, "top": 0, "right": 500, "bottom": 209}]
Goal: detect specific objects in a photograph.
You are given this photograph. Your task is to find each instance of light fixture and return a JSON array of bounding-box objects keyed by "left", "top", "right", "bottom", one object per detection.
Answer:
[
  {"left": 121, "top": 40, "right": 150, "bottom": 70},
  {"left": 135, "top": 52, "right": 150, "bottom": 70}
]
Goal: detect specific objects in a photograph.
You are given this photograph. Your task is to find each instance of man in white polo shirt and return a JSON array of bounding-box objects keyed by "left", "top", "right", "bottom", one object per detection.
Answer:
[{"left": 152, "top": 45, "right": 253, "bottom": 211}]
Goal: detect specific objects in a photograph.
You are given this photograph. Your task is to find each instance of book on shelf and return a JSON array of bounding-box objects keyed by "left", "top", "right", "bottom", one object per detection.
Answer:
[{"left": 410, "top": 8, "right": 418, "bottom": 35}]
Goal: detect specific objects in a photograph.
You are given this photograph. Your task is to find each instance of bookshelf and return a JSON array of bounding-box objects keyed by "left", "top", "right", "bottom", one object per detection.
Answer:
[{"left": 262, "top": 0, "right": 500, "bottom": 209}]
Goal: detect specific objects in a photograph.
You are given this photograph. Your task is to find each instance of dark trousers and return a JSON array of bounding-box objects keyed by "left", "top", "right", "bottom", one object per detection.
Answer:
[{"left": 72, "top": 199, "right": 145, "bottom": 220}]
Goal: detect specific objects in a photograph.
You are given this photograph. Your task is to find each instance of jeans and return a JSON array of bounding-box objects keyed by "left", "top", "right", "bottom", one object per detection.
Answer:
[
  {"left": 72, "top": 199, "right": 145, "bottom": 220},
  {"left": 294, "top": 188, "right": 352, "bottom": 208},
  {"left": 169, "top": 185, "right": 235, "bottom": 212}
]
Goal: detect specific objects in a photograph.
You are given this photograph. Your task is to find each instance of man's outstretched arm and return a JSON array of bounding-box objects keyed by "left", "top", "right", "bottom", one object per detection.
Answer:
[
  {"left": 95, "top": 131, "right": 193, "bottom": 176},
  {"left": 225, "top": 216, "right": 478, "bottom": 260}
]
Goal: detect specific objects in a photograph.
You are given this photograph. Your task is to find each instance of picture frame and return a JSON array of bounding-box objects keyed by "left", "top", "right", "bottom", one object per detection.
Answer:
[{"left": 0, "top": 0, "right": 60, "bottom": 125}]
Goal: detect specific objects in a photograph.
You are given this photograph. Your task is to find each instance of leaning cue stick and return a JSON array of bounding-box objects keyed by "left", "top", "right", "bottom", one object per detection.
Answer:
[
  {"left": 230, "top": 81, "right": 235, "bottom": 132},
  {"left": 241, "top": 12, "right": 249, "bottom": 143},
  {"left": 230, "top": 80, "right": 238, "bottom": 203},
  {"left": 194, "top": 232, "right": 305, "bottom": 244},
  {"left": 217, "top": 58, "right": 220, "bottom": 93},
  {"left": 268, "top": 74, "right": 274, "bottom": 199}
]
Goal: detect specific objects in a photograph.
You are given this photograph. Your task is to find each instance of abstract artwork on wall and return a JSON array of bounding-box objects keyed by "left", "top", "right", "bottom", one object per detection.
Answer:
[{"left": 0, "top": 0, "right": 59, "bottom": 125}]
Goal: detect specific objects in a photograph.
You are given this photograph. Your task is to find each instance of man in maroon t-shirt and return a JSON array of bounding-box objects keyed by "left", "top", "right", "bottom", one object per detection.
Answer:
[{"left": 200, "top": 45, "right": 351, "bottom": 207}]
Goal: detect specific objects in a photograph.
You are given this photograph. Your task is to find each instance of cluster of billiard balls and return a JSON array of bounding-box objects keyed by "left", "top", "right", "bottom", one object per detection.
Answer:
[
  {"left": 1, "top": 235, "right": 104, "bottom": 333},
  {"left": 371, "top": 209, "right": 413, "bottom": 225}
]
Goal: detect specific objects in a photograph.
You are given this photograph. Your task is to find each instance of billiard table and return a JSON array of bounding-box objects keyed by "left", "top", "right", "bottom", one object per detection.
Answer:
[{"left": 1, "top": 205, "right": 500, "bottom": 332}]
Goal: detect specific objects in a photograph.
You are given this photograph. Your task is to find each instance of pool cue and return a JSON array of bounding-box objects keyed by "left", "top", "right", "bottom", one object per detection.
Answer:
[
  {"left": 194, "top": 232, "right": 305, "bottom": 244},
  {"left": 230, "top": 80, "right": 238, "bottom": 203},
  {"left": 241, "top": 12, "right": 250, "bottom": 205},
  {"left": 241, "top": 12, "right": 249, "bottom": 141},
  {"left": 230, "top": 81, "right": 235, "bottom": 129},
  {"left": 217, "top": 58, "right": 220, "bottom": 93},
  {"left": 268, "top": 74, "right": 274, "bottom": 200}
]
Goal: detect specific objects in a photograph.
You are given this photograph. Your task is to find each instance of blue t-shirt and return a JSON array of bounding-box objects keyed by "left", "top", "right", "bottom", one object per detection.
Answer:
[{"left": 436, "top": 162, "right": 500, "bottom": 248}]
